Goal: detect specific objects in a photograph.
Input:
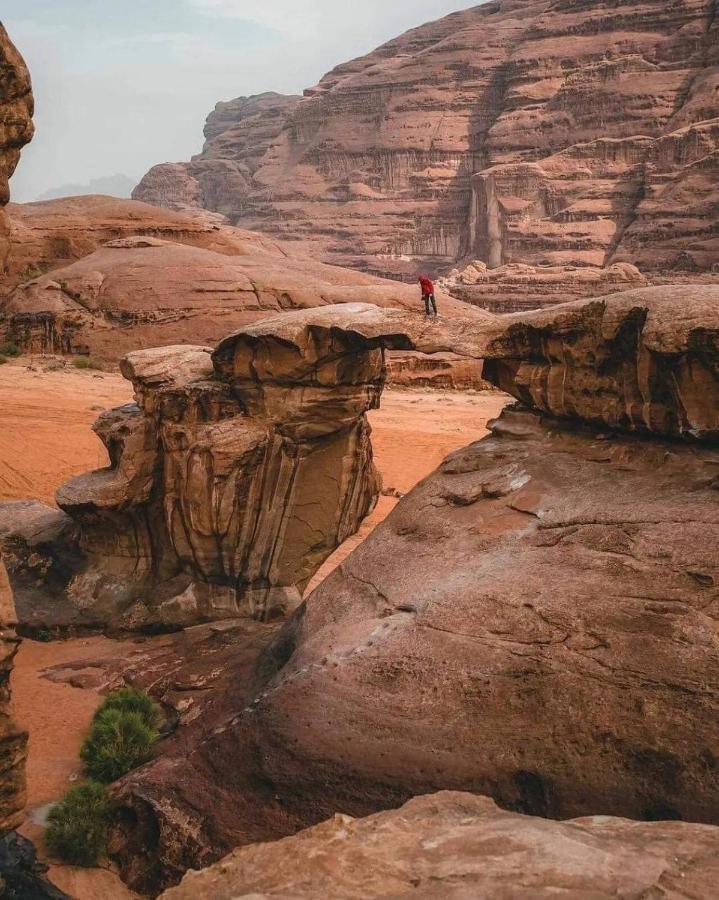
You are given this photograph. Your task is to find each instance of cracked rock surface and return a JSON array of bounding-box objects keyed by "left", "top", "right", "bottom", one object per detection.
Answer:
[{"left": 160, "top": 791, "right": 719, "bottom": 900}]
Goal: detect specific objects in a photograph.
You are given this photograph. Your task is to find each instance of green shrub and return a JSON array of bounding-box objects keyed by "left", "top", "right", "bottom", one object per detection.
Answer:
[
  {"left": 45, "top": 782, "right": 111, "bottom": 867},
  {"left": 71, "top": 355, "right": 101, "bottom": 370},
  {"left": 93, "top": 686, "right": 161, "bottom": 731},
  {"left": 0, "top": 342, "right": 20, "bottom": 357},
  {"left": 81, "top": 708, "right": 159, "bottom": 783},
  {"left": 0, "top": 355, "right": 7, "bottom": 366}
]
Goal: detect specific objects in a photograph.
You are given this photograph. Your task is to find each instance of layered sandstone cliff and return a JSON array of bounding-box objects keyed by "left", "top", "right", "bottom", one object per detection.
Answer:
[
  {"left": 0, "top": 24, "right": 33, "bottom": 274},
  {"left": 134, "top": 0, "right": 719, "bottom": 294}
]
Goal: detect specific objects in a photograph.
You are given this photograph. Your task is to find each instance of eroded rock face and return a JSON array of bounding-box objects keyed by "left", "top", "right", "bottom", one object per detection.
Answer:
[
  {"left": 6, "top": 309, "right": 410, "bottom": 631},
  {"left": 0, "top": 559, "right": 26, "bottom": 835},
  {"left": 441, "top": 260, "right": 650, "bottom": 313},
  {"left": 134, "top": 0, "right": 719, "bottom": 283},
  {"left": 0, "top": 21, "right": 31, "bottom": 843},
  {"left": 2, "top": 195, "right": 291, "bottom": 291},
  {"left": 484, "top": 284, "right": 719, "bottom": 440},
  {"left": 0, "top": 24, "right": 33, "bottom": 274},
  {"left": 98, "top": 288, "right": 719, "bottom": 892},
  {"left": 133, "top": 93, "right": 301, "bottom": 220},
  {"left": 111, "top": 401, "right": 719, "bottom": 891},
  {"left": 160, "top": 792, "right": 719, "bottom": 900},
  {"left": 0, "top": 228, "right": 477, "bottom": 371}
]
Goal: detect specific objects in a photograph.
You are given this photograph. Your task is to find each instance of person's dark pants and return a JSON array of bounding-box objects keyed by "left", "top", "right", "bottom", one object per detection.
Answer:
[{"left": 423, "top": 293, "right": 437, "bottom": 316}]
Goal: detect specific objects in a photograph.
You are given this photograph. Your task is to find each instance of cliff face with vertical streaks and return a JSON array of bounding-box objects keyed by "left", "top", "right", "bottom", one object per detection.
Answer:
[{"left": 134, "top": 0, "right": 719, "bottom": 296}]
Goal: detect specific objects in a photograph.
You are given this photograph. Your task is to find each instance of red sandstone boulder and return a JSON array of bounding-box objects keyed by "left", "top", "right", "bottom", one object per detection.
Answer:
[{"left": 160, "top": 792, "right": 719, "bottom": 900}]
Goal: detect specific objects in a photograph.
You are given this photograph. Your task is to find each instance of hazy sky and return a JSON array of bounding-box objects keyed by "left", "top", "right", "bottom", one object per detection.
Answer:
[{"left": 3, "top": 1, "right": 474, "bottom": 201}]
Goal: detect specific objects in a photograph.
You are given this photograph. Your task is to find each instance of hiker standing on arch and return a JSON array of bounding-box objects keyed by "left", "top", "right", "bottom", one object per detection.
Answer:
[{"left": 418, "top": 274, "right": 438, "bottom": 318}]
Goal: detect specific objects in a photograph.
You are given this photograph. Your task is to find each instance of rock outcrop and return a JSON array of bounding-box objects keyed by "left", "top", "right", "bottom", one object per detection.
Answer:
[
  {"left": 95, "top": 286, "right": 719, "bottom": 893},
  {"left": 6, "top": 306, "right": 446, "bottom": 632},
  {"left": 161, "top": 791, "right": 719, "bottom": 900},
  {"left": 0, "top": 559, "right": 25, "bottom": 835},
  {"left": 133, "top": 93, "right": 301, "bottom": 220},
  {"left": 0, "top": 24, "right": 33, "bottom": 274},
  {"left": 0, "top": 18, "right": 31, "bottom": 850},
  {"left": 2, "top": 195, "right": 290, "bottom": 291},
  {"left": 134, "top": 0, "right": 719, "bottom": 287},
  {"left": 440, "top": 260, "right": 650, "bottom": 312},
  {"left": 0, "top": 234, "right": 473, "bottom": 364}
]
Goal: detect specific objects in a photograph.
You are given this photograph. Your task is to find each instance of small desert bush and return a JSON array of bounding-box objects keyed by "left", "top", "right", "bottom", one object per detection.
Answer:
[
  {"left": 45, "top": 781, "right": 111, "bottom": 867},
  {"left": 0, "top": 355, "right": 7, "bottom": 366},
  {"left": 81, "top": 688, "right": 162, "bottom": 783},
  {"left": 0, "top": 342, "right": 20, "bottom": 358},
  {"left": 92, "top": 686, "right": 161, "bottom": 730},
  {"left": 72, "top": 355, "right": 101, "bottom": 370}
]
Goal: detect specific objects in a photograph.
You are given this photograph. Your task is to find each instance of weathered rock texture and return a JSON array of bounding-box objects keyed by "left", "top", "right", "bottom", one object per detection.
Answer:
[
  {"left": 0, "top": 24, "right": 33, "bottom": 274},
  {"left": 57, "top": 285, "right": 714, "bottom": 893},
  {"left": 2, "top": 195, "right": 289, "bottom": 292},
  {"left": 0, "top": 20, "right": 30, "bottom": 845},
  {"left": 161, "top": 792, "right": 719, "bottom": 900},
  {"left": 6, "top": 307, "right": 448, "bottom": 631},
  {"left": 0, "top": 559, "right": 26, "bottom": 835},
  {"left": 134, "top": 93, "right": 301, "bottom": 221},
  {"left": 0, "top": 233, "right": 472, "bottom": 365},
  {"left": 440, "top": 259, "right": 650, "bottom": 312},
  {"left": 134, "top": 0, "right": 719, "bottom": 288}
]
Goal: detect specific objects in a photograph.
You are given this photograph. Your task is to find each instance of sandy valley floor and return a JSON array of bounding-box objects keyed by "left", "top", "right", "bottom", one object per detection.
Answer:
[{"left": 2, "top": 356, "right": 506, "bottom": 897}]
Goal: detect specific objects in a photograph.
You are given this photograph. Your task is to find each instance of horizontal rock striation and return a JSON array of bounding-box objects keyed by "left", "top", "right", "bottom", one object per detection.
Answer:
[
  {"left": 133, "top": 93, "right": 302, "bottom": 220},
  {"left": 161, "top": 792, "right": 719, "bottom": 900},
  {"left": 134, "top": 0, "right": 719, "bottom": 287},
  {"left": 483, "top": 284, "right": 719, "bottom": 440},
  {"left": 2, "top": 195, "right": 291, "bottom": 292}
]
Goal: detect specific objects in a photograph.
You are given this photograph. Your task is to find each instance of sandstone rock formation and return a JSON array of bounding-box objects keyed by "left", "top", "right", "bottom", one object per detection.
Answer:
[
  {"left": 134, "top": 0, "right": 719, "bottom": 288},
  {"left": 0, "top": 17, "right": 31, "bottom": 850},
  {"left": 0, "top": 559, "right": 26, "bottom": 835},
  {"left": 0, "top": 24, "right": 33, "bottom": 274},
  {"left": 134, "top": 93, "right": 301, "bottom": 220},
  {"left": 0, "top": 229, "right": 480, "bottom": 381},
  {"left": 2, "top": 195, "right": 289, "bottom": 291},
  {"left": 161, "top": 791, "right": 719, "bottom": 900},
  {"left": 97, "top": 286, "right": 719, "bottom": 892},
  {"left": 440, "top": 260, "right": 650, "bottom": 312},
  {"left": 6, "top": 307, "right": 437, "bottom": 631}
]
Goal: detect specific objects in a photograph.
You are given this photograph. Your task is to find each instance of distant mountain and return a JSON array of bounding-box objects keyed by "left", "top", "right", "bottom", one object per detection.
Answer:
[{"left": 35, "top": 174, "right": 136, "bottom": 202}]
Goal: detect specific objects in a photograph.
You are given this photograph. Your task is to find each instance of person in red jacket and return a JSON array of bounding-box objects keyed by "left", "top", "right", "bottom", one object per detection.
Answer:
[{"left": 418, "top": 274, "right": 437, "bottom": 317}]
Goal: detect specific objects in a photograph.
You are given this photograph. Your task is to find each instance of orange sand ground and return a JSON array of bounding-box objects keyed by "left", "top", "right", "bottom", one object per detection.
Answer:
[{"left": 2, "top": 357, "right": 506, "bottom": 897}]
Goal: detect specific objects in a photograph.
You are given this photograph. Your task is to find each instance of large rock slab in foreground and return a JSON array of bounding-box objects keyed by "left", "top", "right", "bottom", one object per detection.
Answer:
[
  {"left": 161, "top": 791, "right": 719, "bottom": 900},
  {"left": 109, "top": 400, "right": 719, "bottom": 890}
]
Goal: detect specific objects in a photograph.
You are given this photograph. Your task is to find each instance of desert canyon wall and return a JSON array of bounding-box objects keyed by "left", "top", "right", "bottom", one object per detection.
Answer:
[
  {"left": 0, "top": 21, "right": 32, "bottom": 844},
  {"left": 134, "top": 0, "right": 719, "bottom": 298}
]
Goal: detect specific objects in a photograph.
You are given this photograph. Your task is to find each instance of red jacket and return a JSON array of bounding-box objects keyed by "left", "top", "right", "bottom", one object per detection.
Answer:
[{"left": 419, "top": 276, "right": 434, "bottom": 295}]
